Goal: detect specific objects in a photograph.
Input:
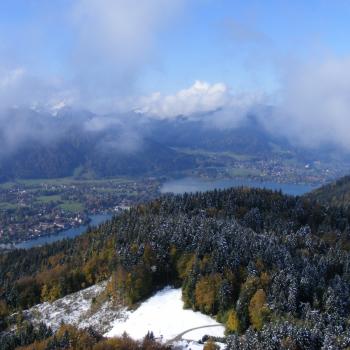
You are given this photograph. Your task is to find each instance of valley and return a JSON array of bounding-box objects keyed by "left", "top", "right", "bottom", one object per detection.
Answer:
[
  {"left": 174, "top": 146, "right": 345, "bottom": 185},
  {"left": 0, "top": 173, "right": 322, "bottom": 248},
  {"left": 0, "top": 177, "right": 159, "bottom": 245},
  {"left": 2, "top": 109, "right": 350, "bottom": 250}
]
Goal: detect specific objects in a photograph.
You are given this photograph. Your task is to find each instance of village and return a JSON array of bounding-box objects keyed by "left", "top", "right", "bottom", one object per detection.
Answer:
[{"left": 0, "top": 177, "right": 160, "bottom": 244}]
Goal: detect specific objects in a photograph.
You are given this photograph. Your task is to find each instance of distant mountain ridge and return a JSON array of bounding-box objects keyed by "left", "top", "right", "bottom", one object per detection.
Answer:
[
  {"left": 0, "top": 107, "right": 349, "bottom": 181},
  {"left": 0, "top": 108, "right": 197, "bottom": 181}
]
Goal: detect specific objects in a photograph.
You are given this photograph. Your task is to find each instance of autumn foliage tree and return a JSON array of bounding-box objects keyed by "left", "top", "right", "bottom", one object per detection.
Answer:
[
  {"left": 226, "top": 309, "right": 240, "bottom": 334},
  {"left": 248, "top": 289, "right": 270, "bottom": 330},
  {"left": 195, "top": 274, "right": 222, "bottom": 314}
]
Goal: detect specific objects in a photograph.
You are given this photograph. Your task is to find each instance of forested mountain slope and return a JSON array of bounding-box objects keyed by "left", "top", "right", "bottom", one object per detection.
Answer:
[
  {"left": 306, "top": 175, "right": 350, "bottom": 208},
  {"left": 0, "top": 108, "right": 197, "bottom": 181},
  {"left": 0, "top": 132, "right": 196, "bottom": 182},
  {"left": 1, "top": 187, "right": 350, "bottom": 349}
]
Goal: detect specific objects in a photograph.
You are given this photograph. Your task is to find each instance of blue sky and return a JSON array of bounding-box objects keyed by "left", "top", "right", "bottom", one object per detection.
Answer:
[
  {"left": 1, "top": 0, "right": 350, "bottom": 95},
  {"left": 149, "top": 0, "right": 350, "bottom": 93}
]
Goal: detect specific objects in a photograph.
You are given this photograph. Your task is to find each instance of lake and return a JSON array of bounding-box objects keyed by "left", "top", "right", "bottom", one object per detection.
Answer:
[
  {"left": 160, "top": 177, "right": 318, "bottom": 196},
  {"left": 14, "top": 213, "right": 113, "bottom": 250},
  {"left": 12, "top": 178, "right": 316, "bottom": 250}
]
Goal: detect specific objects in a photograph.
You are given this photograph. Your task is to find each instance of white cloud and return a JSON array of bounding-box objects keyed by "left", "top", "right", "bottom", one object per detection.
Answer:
[
  {"left": 263, "top": 55, "right": 350, "bottom": 151},
  {"left": 0, "top": 66, "right": 75, "bottom": 111},
  {"left": 136, "top": 80, "right": 263, "bottom": 127},
  {"left": 136, "top": 80, "right": 265, "bottom": 131},
  {"left": 0, "top": 1, "right": 187, "bottom": 113},
  {"left": 0, "top": 67, "right": 37, "bottom": 107},
  {"left": 137, "top": 81, "right": 229, "bottom": 118},
  {"left": 0, "top": 68, "right": 25, "bottom": 89},
  {"left": 70, "top": 0, "right": 185, "bottom": 111}
]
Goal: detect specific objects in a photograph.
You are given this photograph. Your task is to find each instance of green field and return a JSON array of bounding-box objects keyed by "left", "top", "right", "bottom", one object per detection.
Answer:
[
  {"left": 0, "top": 182, "right": 17, "bottom": 190},
  {"left": 174, "top": 147, "right": 256, "bottom": 161},
  {"left": 15, "top": 176, "right": 134, "bottom": 186},
  {"left": 59, "top": 201, "right": 85, "bottom": 212},
  {"left": 0, "top": 176, "right": 144, "bottom": 215},
  {"left": 227, "top": 167, "right": 261, "bottom": 177},
  {"left": 36, "top": 195, "right": 62, "bottom": 203},
  {"left": 0, "top": 202, "right": 18, "bottom": 210}
]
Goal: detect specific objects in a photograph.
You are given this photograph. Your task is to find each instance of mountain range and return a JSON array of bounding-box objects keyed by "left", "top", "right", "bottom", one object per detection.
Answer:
[{"left": 1, "top": 107, "right": 349, "bottom": 182}]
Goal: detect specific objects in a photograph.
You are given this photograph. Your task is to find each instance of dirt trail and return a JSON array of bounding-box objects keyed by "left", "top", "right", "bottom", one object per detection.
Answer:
[{"left": 166, "top": 324, "right": 223, "bottom": 344}]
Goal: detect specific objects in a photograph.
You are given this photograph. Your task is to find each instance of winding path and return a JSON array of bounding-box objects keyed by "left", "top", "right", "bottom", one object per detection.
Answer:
[{"left": 166, "top": 324, "right": 224, "bottom": 344}]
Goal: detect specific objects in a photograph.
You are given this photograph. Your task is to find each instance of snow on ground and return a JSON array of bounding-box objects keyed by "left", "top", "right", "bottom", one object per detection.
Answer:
[
  {"left": 24, "top": 282, "right": 126, "bottom": 334},
  {"left": 105, "top": 287, "right": 225, "bottom": 343},
  {"left": 24, "top": 284, "right": 226, "bottom": 349},
  {"left": 173, "top": 340, "right": 226, "bottom": 350}
]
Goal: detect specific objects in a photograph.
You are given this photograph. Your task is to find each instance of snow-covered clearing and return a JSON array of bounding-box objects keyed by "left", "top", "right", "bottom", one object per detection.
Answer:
[
  {"left": 24, "top": 284, "right": 226, "bottom": 349},
  {"left": 105, "top": 287, "right": 225, "bottom": 343}
]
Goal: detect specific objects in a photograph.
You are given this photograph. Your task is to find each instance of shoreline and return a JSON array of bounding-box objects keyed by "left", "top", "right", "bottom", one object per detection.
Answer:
[{"left": 1, "top": 212, "right": 113, "bottom": 250}]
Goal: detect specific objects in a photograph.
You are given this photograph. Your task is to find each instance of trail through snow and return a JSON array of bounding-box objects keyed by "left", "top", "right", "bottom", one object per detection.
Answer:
[{"left": 105, "top": 287, "right": 225, "bottom": 342}]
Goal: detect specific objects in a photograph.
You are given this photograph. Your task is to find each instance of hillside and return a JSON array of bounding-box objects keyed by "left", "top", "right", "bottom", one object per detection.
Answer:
[
  {"left": 0, "top": 109, "right": 197, "bottom": 181},
  {"left": 306, "top": 175, "right": 350, "bottom": 208},
  {"left": 1, "top": 186, "right": 350, "bottom": 349}
]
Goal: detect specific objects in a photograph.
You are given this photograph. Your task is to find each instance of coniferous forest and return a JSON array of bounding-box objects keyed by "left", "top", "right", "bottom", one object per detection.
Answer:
[{"left": 1, "top": 186, "right": 350, "bottom": 349}]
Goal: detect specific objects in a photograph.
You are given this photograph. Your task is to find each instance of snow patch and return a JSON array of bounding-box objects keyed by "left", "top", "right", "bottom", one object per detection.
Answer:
[
  {"left": 24, "top": 282, "right": 126, "bottom": 334},
  {"left": 173, "top": 340, "right": 226, "bottom": 350},
  {"left": 105, "top": 287, "right": 225, "bottom": 342},
  {"left": 24, "top": 284, "right": 226, "bottom": 349}
]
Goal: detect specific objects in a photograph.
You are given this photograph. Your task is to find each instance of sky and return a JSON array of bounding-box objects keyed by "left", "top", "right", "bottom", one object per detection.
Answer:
[
  {"left": 2, "top": 0, "right": 350, "bottom": 94},
  {"left": 1, "top": 0, "right": 350, "bottom": 150}
]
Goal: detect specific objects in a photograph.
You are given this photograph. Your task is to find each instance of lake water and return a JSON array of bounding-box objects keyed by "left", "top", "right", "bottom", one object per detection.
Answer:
[
  {"left": 14, "top": 213, "right": 113, "bottom": 250},
  {"left": 160, "top": 177, "right": 318, "bottom": 196}
]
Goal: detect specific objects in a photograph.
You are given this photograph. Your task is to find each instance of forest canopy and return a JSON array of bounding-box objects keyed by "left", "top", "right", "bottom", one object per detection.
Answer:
[{"left": 1, "top": 186, "right": 350, "bottom": 349}]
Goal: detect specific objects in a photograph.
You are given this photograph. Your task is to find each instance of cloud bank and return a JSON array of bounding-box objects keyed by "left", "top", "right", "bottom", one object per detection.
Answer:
[
  {"left": 135, "top": 56, "right": 350, "bottom": 153},
  {"left": 1, "top": 1, "right": 350, "bottom": 155},
  {"left": 70, "top": 0, "right": 185, "bottom": 111},
  {"left": 264, "top": 55, "right": 350, "bottom": 151},
  {"left": 0, "top": 0, "right": 185, "bottom": 112},
  {"left": 0, "top": 67, "right": 70, "bottom": 109}
]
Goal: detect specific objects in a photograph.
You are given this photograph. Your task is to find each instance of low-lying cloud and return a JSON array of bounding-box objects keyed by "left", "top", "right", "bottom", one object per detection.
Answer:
[
  {"left": 136, "top": 56, "right": 350, "bottom": 153},
  {"left": 1, "top": 1, "right": 350, "bottom": 156},
  {"left": 0, "top": 67, "right": 69, "bottom": 109},
  {"left": 136, "top": 80, "right": 264, "bottom": 129},
  {"left": 264, "top": 55, "right": 350, "bottom": 151},
  {"left": 137, "top": 81, "right": 230, "bottom": 118}
]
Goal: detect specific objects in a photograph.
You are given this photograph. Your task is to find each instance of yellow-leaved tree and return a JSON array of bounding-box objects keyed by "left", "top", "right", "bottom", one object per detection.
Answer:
[
  {"left": 226, "top": 309, "right": 240, "bottom": 333},
  {"left": 195, "top": 274, "right": 222, "bottom": 314},
  {"left": 248, "top": 289, "right": 270, "bottom": 330},
  {"left": 204, "top": 339, "right": 220, "bottom": 350}
]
